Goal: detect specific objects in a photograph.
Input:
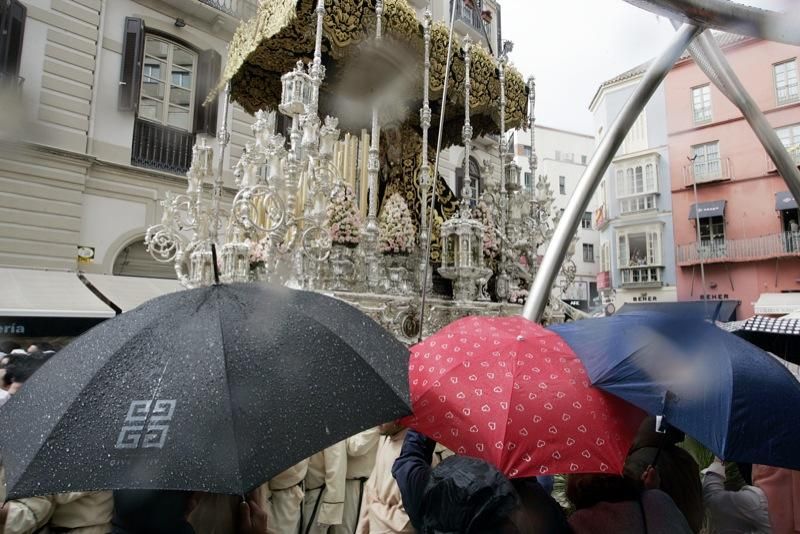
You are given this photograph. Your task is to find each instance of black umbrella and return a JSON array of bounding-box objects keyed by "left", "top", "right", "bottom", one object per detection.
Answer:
[
  {"left": 0, "top": 283, "right": 410, "bottom": 499},
  {"left": 721, "top": 315, "right": 800, "bottom": 365}
]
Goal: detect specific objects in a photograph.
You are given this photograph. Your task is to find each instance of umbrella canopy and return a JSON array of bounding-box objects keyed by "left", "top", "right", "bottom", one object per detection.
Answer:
[
  {"left": 403, "top": 316, "right": 644, "bottom": 478},
  {"left": 722, "top": 315, "right": 800, "bottom": 365},
  {"left": 550, "top": 311, "right": 800, "bottom": 470},
  {"left": 0, "top": 283, "right": 410, "bottom": 499}
]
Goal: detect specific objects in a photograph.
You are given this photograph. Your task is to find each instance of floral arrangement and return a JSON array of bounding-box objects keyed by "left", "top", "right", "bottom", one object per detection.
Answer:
[
  {"left": 473, "top": 200, "right": 499, "bottom": 259},
  {"left": 379, "top": 192, "right": 415, "bottom": 255},
  {"left": 509, "top": 287, "right": 528, "bottom": 305},
  {"left": 247, "top": 237, "right": 268, "bottom": 267},
  {"left": 328, "top": 183, "right": 362, "bottom": 247}
]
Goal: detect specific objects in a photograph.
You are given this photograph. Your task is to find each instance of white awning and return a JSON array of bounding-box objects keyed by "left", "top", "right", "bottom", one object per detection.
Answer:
[
  {"left": 0, "top": 268, "right": 115, "bottom": 318},
  {"left": 83, "top": 274, "right": 183, "bottom": 313},
  {"left": 754, "top": 293, "right": 800, "bottom": 316}
]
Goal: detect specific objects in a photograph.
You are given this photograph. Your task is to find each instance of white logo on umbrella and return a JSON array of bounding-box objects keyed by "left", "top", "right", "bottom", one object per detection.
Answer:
[{"left": 115, "top": 399, "right": 176, "bottom": 450}]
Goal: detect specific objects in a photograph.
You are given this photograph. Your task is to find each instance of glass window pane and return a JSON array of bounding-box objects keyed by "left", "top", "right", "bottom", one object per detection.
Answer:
[
  {"left": 145, "top": 37, "right": 168, "bottom": 61},
  {"left": 167, "top": 105, "right": 190, "bottom": 130},
  {"left": 142, "top": 78, "right": 165, "bottom": 100},
  {"left": 169, "top": 86, "right": 192, "bottom": 106},
  {"left": 143, "top": 61, "right": 165, "bottom": 84},
  {"left": 171, "top": 70, "right": 193, "bottom": 89},
  {"left": 172, "top": 47, "right": 195, "bottom": 70},
  {"left": 139, "top": 98, "right": 162, "bottom": 122}
]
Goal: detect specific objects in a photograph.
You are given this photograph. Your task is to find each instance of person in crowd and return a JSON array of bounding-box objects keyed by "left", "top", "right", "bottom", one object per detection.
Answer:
[
  {"left": 392, "top": 429, "right": 569, "bottom": 534},
  {"left": 625, "top": 416, "right": 704, "bottom": 533},
  {"left": 701, "top": 457, "right": 771, "bottom": 533},
  {"left": 188, "top": 484, "right": 270, "bottom": 534},
  {"left": 265, "top": 460, "right": 309, "bottom": 534},
  {"left": 566, "top": 466, "right": 692, "bottom": 534},
  {"left": 752, "top": 464, "right": 800, "bottom": 533},
  {"left": 303, "top": 441, "right": 347, "bottom": 534},
  {"left": 334, "top": 428, "right": 380, "bottom": 534},
  {"left": 356, "top": 421, "right": 412, "bottom": 533}
]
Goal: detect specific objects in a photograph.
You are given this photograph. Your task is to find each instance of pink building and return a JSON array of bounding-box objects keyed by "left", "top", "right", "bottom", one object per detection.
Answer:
[{"left": 666, "top": 36, "right": 800, "bottom": 319}]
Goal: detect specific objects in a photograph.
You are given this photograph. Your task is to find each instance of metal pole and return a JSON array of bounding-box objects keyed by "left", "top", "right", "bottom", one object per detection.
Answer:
[
  {"left": 683, "top": 29, "right": 800, "bottom": 206},
  {"left": 418, "top": 0, "right": 459, "bottom": 342},
  {"left": 210, "top": 82, "right": 232, "bottom": 246},
  {"left": 522, "top": 23, "right": 702, "bottom": 322}
]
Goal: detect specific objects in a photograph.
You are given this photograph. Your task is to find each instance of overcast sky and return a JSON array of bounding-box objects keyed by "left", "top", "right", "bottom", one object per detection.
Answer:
[{"left": 502, "top": 0, "right": 794, "bottom": 135}]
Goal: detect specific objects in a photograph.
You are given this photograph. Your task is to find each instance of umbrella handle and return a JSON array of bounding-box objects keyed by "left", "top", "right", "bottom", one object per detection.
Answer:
[{"left": 211, "top": 243, "right": 220, "bottom": 285}]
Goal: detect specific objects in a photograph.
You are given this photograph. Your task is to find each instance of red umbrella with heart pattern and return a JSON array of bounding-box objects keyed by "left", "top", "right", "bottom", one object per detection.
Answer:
[{"left": 402, "top": 315, "right": 645, "bottom": 478}]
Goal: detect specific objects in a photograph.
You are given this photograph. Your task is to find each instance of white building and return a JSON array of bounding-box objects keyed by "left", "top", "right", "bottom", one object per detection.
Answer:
[
  {"left": 589, "top": 64, "right": 679, "bottom": 311},
  {"left": 0, "top": 0, "right": 260, "bottom": 333},
  {"left": 512, "top": 125, "right": 600, "bottom": 312}
]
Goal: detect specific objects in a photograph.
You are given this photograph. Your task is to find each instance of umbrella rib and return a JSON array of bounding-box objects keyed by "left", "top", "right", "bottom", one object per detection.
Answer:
[
  {"left": 296, "top": 302, "right": 411, "bottom": 410},
  {"left": 214, "top": 289, "right": 246, "bottom": 495}
]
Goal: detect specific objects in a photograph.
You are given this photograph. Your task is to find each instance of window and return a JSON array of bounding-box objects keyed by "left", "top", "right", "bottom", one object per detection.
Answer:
[
  {"left": 617, "top": 227, "right": 662, "bottom": 268},
  {"left": 621, "top": 112, "right": 647, "bottom": 154},
  {"left": 564, "top": 153, "right": 575, "bottom": 163},
  {"left": 600, "top": 241, "right": 610, "bottom": 272},
  {"left": 777, "top": 123, "right": 800, "bottom": 165},
  {"left": 691, "top": 141, "right": 721, "bottom": 180},
  {"left": 139, "top": 35, "right": 197, "bottom": 131},
  {"left": 0, "top": 0, "right": 26, "bottom": 82},
  {"left": 581, "top": 211, "right": 592, "bottom": 229},
  {"left": 775, "top": 59, "right": 799, "bottom": 105},
  {"left": 581, "top": 155, "right": 587, "bottom": 165},
  {"left": 524, "top": 172, "right": 532, "bottom": 190},
  {"left": 521, "top": 145, "right": 532, "bottom": 157},
  {"left": 699, "top": 216, "right": 725, "bottom": 243},
  {"left": 692, "top": 84, "right": 712, "bottom": 123},
  {"left": 555, "top": 150, "right": 561, "bottom": 161},
  {"left": 614, "top": 156, "right": 659, "bottom": 214},
  {"left": 559, "top": 176, "right": 566, "bottom": 195},
  {"left": 582, "top": 243, "right": 595, "bottom": 263},
  {"left": 456, "top": 157, "right": 482, "bottom": 201}
]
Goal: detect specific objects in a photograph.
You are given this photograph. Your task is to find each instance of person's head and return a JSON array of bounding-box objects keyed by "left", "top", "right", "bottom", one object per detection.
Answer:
[
  {"left": 3, "top": 351, "right": 51, "bottom": 393},
  {"left": 510, "top": 478, "right": 571, "bottom": 534},
  {"left": 0, "top": 341, "right": 20, "bottom": 354},
  {"left": 379, "top": 419, "right": 404, "bottom": 436},
  {"left": 566, "top": 473, "right": 641, "bottom": 510},
  {"left": 420, "top": 456, "right": 521, "bottom": 533}
]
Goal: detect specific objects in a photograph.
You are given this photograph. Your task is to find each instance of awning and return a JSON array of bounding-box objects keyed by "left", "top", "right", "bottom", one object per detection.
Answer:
[
  {"left": 0, "top": 268, "right": 115, "bottom": 337},
  {"left": 754, "top": 293, "right": 800, "bottom": 316},
  {"left": 83, "top": 274, "right": 183, "bottom": 313},
  {"left": 688, "top": 200, "right": 726, "bottom": 219},
  {"left": 776, "top": 191, "right": 799, "bottom": 211},
  {"left": 0, "top": 268, "right": 114, "bottom": 318},
  {"left": 618, "top": 300, "right": 740, "bottom": 322}
]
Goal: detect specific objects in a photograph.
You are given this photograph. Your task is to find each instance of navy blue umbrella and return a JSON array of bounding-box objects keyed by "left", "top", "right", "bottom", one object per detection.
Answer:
[{"left": 549, "top": 311, "right": 800, "bottom": 470}]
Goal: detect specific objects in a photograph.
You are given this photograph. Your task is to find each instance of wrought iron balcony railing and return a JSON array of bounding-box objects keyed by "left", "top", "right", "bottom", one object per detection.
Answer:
[
  {"left": 131, "top": 118, "right": 195, "bottom": 175},
  {"left": 676, "top": 232, "right": 800, "bottom": 265},
  {"left": 198, "top": 0, "right": 257, "bottom": 20},
  {"left": 451, "top": 0, "right": 486, "bottom": 33},
  {"left": 682, "top": 157, "right": 733, "bottom": 186},
  {"left": 766, "top": 145, "right": 800, "bottom": 173}
]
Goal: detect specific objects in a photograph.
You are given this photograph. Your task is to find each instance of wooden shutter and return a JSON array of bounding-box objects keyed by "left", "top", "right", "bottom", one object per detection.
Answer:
[
  {"left": 118, "top": 17, "right": 144, "bottom": 112},
  {"left": 194, "top": 48, "right": 221, "bottom": 135},
  {"left": 0, "top": 0, "right": 26, "bottom": 77}
]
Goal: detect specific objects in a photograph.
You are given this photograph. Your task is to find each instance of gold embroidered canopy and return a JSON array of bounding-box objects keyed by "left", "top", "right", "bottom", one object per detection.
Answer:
[{"left": 222, "top": 0, "right": 528, "bottom": 145}]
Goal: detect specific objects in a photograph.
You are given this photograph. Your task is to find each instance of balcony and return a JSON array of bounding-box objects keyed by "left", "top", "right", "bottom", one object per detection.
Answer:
[
  {"left": 131, "top": 118, "right": 195, "bottom": 175},
  {"left": 682, "top": 157, "right": 733, "bottom": 186},
  {"left": 619, "top": 266, "right": 664, "bottom": 289},
  {"left": 766, "top": 145, "right": 800, "bottom": 173},
  {"left": 619, "top": 193, "right": 658, "bottom": 215},
  {"left": 676, "top": 232, "right": 800, "bottom": 266},
  {"left": 197, "top": 0, "right": 257, "bottom": 19},
  {"left": 451, "top": 0, "right": 491, "bottom": 44}
]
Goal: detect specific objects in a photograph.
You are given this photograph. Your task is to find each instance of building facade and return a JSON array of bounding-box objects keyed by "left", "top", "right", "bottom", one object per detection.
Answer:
[
  {"left": 0, "top": 0, "right": 259, "bottom": 279},
  {"left": 590, "top": 64, "right": 679, "bottom": 311},
  {"left": 666, "top": 36, "right": 800, "bottom": 318},
  {"left": 512, "top": 125, "right": 599, "bottom": 311}
]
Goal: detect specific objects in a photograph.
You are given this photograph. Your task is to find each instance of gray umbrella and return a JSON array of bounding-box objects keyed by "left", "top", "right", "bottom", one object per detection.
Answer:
[{"left": 0, "top": 283, "right": 410, "bottom": 499}]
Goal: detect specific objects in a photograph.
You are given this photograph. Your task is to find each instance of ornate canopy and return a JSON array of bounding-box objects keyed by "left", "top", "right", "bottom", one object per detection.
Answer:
[{"left": 221, "top": 0, "right": 528, "bottom": 146}]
